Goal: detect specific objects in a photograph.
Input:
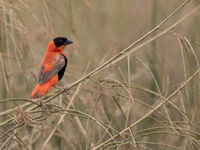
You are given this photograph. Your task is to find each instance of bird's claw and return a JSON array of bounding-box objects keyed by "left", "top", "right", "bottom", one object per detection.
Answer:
[
  {"left": 54, "top": 85, "right": 70, "bottom": 95},
  {"left": 40, "top": 99, "right": 49, "bottom": 113},
  {"left": 63, "top": 87, "right": 70, "bottom": 95}
]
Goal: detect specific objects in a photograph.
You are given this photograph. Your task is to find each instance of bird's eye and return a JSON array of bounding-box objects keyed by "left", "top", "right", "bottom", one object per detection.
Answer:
[{"left": 53, "top": 37, "right": 68, "bottom": 47}]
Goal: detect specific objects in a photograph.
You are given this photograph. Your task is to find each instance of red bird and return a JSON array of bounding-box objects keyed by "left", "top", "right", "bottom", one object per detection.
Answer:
[{"left": 30, "top": 37, "right": 73, "bottom": 99}]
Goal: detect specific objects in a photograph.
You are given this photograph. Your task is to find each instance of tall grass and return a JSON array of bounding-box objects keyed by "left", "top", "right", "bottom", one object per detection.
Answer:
[{"left": 0, "top": 0, "right": 200, "bottom": 149}]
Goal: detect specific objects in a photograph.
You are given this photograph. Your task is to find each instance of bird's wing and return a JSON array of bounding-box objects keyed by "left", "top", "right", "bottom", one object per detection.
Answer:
[{"left": 38, "top": 54, "right": 66, "bottom": 85}]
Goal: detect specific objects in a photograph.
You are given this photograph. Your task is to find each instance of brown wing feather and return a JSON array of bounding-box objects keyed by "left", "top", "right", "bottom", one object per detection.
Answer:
[{"left": 38, "top": 55, "right": 66, "bottom": 85}]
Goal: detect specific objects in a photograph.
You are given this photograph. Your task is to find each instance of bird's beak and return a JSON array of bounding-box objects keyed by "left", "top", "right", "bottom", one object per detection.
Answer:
[{"left": 65, "top": 39, "right": 73, "bottom": 45}]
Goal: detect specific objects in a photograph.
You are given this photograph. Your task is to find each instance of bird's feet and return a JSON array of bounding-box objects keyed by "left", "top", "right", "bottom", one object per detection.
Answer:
[
  {"left": 54, "top": 85, "right": 70, "bottom": 95},
  {"left": 40, "top": 99, "right": 49, "bottom": 113}
]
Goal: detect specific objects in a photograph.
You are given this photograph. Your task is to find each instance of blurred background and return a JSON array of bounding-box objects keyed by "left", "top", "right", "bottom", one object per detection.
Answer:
[{"left": 0, "top": 0, "right": 200, "bottom": 149}]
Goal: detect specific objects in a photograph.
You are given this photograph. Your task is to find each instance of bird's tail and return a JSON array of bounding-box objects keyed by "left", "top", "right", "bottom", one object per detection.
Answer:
[{"left": 30, "top": 83, "right": 52, "bottom": 99}]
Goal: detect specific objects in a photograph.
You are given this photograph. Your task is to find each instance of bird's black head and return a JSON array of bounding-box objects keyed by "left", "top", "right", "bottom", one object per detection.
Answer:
[{"left": 53, "top": 37, "right": 73, "bottom": 47}]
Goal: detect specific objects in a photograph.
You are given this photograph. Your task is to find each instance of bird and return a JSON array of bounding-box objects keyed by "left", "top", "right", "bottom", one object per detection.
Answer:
[{"left": 30, "top": 37, "right": 73, "bottom": 102}]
